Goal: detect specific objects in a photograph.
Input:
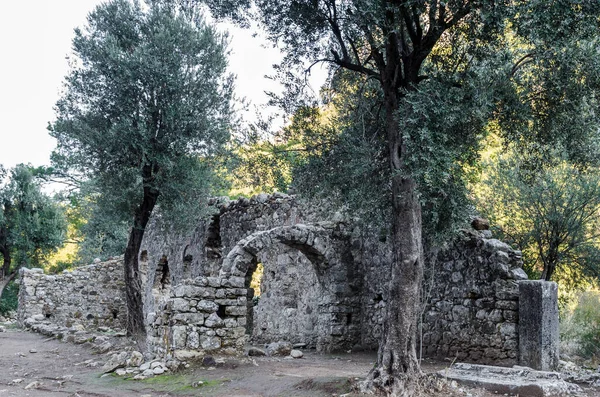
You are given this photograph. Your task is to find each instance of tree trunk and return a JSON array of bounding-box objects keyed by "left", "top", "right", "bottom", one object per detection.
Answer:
[
  {"left": 363, "top": 80, "right": 425, "bottom": 396},
  {"left": 124, "top": 182, "right": 159, "bottom": 336},
  {"left": 1, "top": 248, "right": 10, "bottom": 281},
  {"left": 0, "top": 228, "right": 10, "bottom": 280}
]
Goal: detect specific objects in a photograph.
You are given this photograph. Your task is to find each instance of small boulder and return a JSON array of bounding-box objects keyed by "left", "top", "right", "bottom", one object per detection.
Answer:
[
  {"left": 140, "top": 362, "right": 151, "bottom": 371},
  {"left": 127, "top": 351, "right": 144, "bottom": 367},
  {"left": 153, "top": 367, "right": 165, "bottom": 375},
  {"left": 93, "top": 341, "right": 113, "bottom": 354},
  {"left": 24, "top": 381, "right": 42, "bottom": 390},
  {"left": 266, "top": 341, "right": 293, "bottom": 356},
  {"left": 290, "top": 349, "right": 304, "bottom": 359},
  {"left": 142, "top": 369, "right": 154, "bottom": 377},
  {"left": 102, "top": 351, "right": 129, "bottom": 373},
  {"left": 150, "top": 361, "right": 164, "bottom": 369},
  {"left": 202, "top": 356, "right": 217, "bottom": 366}
]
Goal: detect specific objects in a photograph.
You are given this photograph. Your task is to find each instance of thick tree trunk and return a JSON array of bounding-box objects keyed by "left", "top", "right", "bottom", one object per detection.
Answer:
[
  {"left": 124, "top": 182, "right": 159, "bottom": 336},
  {"left": 363, "top": 78, "right": 425, "bottom": 396}
]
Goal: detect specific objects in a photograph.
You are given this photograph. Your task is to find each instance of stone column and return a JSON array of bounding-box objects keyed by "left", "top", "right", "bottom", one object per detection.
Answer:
[{"left": 518, "top": 280, "right": 559, "bottom": 371}]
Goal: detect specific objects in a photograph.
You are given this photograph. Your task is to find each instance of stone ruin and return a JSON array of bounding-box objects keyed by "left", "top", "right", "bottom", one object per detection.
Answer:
[{"left": 17, "top": 192, "right": 558, "bottom": 370}]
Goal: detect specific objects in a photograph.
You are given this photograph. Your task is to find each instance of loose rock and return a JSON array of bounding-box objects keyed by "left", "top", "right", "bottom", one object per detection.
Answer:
[
  {"left": 290, "top": 349, "right": 303, "bottom": 358},
  {"left": 248, "top": 347, "right": 267, "bottom": 357},
  {"left": 266, "top": 341, "right": 292, "bottom": 356}
]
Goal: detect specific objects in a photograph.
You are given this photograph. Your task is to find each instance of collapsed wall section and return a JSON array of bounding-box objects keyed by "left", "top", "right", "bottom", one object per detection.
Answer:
[{"left": 17, "top": 258, "right": 126, "bottom": 331}]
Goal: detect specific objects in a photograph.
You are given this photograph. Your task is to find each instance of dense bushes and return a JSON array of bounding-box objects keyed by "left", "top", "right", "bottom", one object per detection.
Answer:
[
  {"left": 0, "top": 280, "right": 18, "bottom": 315},
  {"left": 561, "top": 290, "right": 600, "bottom": 362}
]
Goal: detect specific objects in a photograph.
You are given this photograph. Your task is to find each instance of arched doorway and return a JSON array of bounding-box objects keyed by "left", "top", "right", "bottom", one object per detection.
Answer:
[{"left": 222, "top": 224, "right": 360, "bottom": 352}]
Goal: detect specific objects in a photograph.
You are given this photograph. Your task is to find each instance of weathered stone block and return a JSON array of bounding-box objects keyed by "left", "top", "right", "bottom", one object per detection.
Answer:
[
  {"left": 200, "top": 336, "right": 221, "bottom": 351},
  {"left": 172, "top": 326, "right": 187, "bottom": 349},
  {"left": 171, "top": 298, "right": 190, "bottom": 312},
  {"left": 204, "top": 313, "right": 224, "bottom": 328},
  {"left": 222, "top": 277, "right": 245, "bottom": 288},
  {"left": 207, "top": 277, "right": 222, "bottom": 288},
  {"left": 518, "top": 280, "right": 559, "bottom": 371},
  {"left": 225, "top": 306, "right": 246, "bottom": 316},
  {"left": 197, "top": 300, "right": 219, "bottom": 313}
]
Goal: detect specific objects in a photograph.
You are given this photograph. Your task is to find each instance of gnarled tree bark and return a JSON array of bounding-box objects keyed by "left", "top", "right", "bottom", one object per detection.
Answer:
[{"left": 123, "top": 165, "right": 160, "bottom": 336}]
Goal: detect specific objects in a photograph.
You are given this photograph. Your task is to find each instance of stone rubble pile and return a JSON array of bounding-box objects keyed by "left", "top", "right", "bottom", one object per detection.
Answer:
[{"left": 102, "top": 350, "right": 173, "bottom": 380}]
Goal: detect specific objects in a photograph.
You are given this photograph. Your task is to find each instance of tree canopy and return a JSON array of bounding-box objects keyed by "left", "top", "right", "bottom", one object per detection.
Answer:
[{"left": 0, "top": 164, "right": 66, "bottom": 295}]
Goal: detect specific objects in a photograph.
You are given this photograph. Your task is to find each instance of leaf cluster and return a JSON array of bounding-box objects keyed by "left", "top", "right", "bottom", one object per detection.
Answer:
[{"left": 0, "top": 165, "right": 67, "bottom": 269}]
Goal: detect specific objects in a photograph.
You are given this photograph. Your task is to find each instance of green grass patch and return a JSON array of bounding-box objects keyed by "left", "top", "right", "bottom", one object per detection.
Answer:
[{"left": 97, "top": 372, "right": 225, "bottom": 395}]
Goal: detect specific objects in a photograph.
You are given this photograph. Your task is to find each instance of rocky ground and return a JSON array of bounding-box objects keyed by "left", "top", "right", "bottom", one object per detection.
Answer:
[{"left": 1, "top": 324, "right": 600, "bottom": 397}]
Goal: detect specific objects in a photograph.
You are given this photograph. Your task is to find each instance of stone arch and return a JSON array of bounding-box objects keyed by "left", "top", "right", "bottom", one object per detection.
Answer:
[
  {"left": 221, "top": 223, "right": 359, "bottom": 352},
  {"left": 221, "top": 224, "right": 333, "bottom": 279}
]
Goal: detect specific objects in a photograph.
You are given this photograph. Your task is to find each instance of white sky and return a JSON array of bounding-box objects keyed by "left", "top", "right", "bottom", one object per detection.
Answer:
[{"left": 0, "top": 1, "right": 326, "bottom": 172}]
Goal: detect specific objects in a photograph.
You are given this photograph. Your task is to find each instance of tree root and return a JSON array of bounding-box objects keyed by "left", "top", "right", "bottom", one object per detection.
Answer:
[{"left": 359, "top": 370, "right": 450, "bottom": 397}]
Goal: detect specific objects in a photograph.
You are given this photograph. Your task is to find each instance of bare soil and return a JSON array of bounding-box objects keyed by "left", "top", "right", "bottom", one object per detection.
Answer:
[{"left": 0, "top": 327, "right": 598, "bottom": 397}]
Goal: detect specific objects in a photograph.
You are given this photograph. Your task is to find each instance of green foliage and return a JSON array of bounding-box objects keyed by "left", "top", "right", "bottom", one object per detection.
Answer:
[
  {"left": 50, "top": 0, "right": 234, "bottom": 233},
  {"left": 46, "top": 260, "right": 74, "bottom": 275},
  {"left": 561, "top": 290, "right": 600, "bottom": 361},
  {"left": 291, "top": 74, "right": 392, "bottom": 226},
  {"left": 0, "top": 280, "right": 18, "bottom": 315},
  {"left": 0, "top": 164, "right": 67, "bottom": 271},
  {"left": 229, "top": 106, "right": 338, "bottom": 196},
  {"left": 69, "top": 184, "right": 130, "bottom": 264},
  {"left": 475, "top": 152, "right": 600, "bottom": 283}
]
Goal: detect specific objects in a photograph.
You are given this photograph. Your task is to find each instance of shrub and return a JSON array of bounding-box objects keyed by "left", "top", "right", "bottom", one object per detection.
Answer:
[
  {"left": 561, "top": 290, "right": 600, "bottom": 361},
  {"left": 0, "top": 281, "right": 19, "bottom": 315}
]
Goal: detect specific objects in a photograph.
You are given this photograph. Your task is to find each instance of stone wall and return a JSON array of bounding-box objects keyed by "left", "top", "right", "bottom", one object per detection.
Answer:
[
  {"left": 141, "top": 194, "right": 361, "bottom": 356},
  {"left": 17, "top": 258, "right": 126, "bottom": 331},
  {"left": 139, "top": 193, "right": 526, "bottom": 364},
  {"left": 146, "top": 275, "right": 248, "bottom": 360},
  {"left": 421, "top": 232, "right": 525, "bottom": 365},
  {"left": 356, "top": 229, "right": 524, "bottom": 365},
  {"left": 16, "top": 193, "right": 530, "bottom": 367}
]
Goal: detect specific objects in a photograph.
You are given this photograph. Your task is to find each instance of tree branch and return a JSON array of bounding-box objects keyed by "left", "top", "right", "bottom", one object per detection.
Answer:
[
  {"left": 330, "top": 50, "right": 381, "bottom": 80},
  {"left": 511, "top": 53, "right": 536, "bottom": 77}
]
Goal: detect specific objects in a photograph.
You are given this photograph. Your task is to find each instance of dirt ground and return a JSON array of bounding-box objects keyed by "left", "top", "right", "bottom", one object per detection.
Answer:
[{"left": 0, "top": 327, "right": 598, "bottom": 397}]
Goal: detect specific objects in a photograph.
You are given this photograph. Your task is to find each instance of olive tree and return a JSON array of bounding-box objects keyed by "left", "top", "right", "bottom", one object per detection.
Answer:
[
  {"left": 50, "top": 0, "right": 233, "bottom": 335},
  {"left": 0, "top": 165, "right": 66, "bottom": 297}
]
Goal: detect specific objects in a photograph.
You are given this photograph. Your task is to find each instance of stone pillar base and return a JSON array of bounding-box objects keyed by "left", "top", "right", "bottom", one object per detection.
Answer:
[{"left": 518, "top": 280, "right": 559, "bottom": 370}]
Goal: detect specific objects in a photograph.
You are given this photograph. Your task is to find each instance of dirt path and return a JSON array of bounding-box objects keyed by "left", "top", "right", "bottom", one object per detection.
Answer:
[
  {"left": 2, "top": 326, "right": 372, "bottom": 397},
  {"left": 2, "top": 327, "right": 598, "bottom": 397}
]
